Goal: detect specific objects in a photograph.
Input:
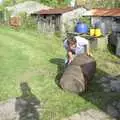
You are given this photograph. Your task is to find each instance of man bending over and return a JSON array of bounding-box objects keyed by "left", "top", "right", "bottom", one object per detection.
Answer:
[{"left": 64, "top": 36, "right": 92, "bottom": 64}]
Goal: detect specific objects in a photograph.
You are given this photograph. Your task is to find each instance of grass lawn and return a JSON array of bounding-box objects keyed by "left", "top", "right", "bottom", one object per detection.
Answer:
[{"left": 0, "top": 26, "right": 120, "bottom": 120}]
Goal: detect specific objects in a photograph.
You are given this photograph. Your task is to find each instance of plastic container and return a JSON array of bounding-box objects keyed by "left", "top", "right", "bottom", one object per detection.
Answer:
[
  {"left": 95, "top": 28, "right": 102, "bottom": 37},
  {"left": 90, "top": 29, "right": 95, "bottom": 36},
  {"left": 75, "top": 22, "right": 88, "bottom": 34},
  {"left": 90, "top": 28, "right": 102, "bottom": 37}
]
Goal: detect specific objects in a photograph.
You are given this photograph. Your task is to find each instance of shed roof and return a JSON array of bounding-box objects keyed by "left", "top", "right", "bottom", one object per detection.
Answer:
[
  {"left": 83, "top": 8, "right": 120, "bottom": 16},
  {"left": 36, "top": 7, "right": 82, "bottom": 15}
]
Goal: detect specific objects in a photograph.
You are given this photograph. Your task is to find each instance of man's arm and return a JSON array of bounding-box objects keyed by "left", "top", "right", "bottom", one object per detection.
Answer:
[
  {"left": 64, "top": 40, "right": 73, "bottom": 64},
  {"left": 67, "top": 50, "right": 73, "bottom": 63}
]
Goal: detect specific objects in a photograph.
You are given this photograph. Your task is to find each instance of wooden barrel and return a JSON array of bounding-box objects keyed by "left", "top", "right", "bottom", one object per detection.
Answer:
[{"left": 60, "top": 54, "right": 96, "bottom": 93}]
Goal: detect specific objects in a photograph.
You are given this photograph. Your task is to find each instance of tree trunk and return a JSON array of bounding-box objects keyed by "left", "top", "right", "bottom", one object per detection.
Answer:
[{"left": 60, "top": 54, "right": 96, "bottom": 93}]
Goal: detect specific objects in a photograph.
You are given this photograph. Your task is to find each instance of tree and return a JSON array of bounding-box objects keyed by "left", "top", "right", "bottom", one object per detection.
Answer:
[
  {"left": 12, "top": 0, "right": 16, "bottom": 5},
  {"left": 76, "top": 0, "right": 120, "bottom": 8},
  {"left": 3, "top": 0, "right": 12, "bottom": 6},
  {"left": 38, "top": 0, "right": 67, "bottom": 7}
]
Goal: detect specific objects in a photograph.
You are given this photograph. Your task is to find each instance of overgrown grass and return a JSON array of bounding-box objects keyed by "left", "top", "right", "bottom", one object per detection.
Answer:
[{"left": 0, "top": 26, "right": 120, "bottom": 120}]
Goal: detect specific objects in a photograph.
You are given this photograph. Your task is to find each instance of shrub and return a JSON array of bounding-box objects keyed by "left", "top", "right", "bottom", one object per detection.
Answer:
[
  {"left": 19, "top": 12, "right": 37, "bottom": 30},
  {"left": 79, "top": 16, "right": 91, "bottom": 29}
]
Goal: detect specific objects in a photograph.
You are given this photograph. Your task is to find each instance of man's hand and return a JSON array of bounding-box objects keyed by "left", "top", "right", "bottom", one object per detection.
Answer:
[
  {"left": 67, "top": 51, "right": 74, "bottom": 64},
  {"left": 68, "top": 59, "right": 73, "bottom": 64},
  {"left": 87, "top": 52, "right": 93, "bottom": 57}
]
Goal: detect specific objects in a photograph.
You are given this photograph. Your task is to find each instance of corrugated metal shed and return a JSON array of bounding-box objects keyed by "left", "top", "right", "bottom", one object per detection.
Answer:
[
  {"left": 83, "top": 8, "right": 120, "bottom": 16},
  {"left": 36, "top": 7, "right": 80, "bottom": 15}
]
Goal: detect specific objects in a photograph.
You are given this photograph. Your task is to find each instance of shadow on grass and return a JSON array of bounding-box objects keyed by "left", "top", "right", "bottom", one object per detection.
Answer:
[
  {"left": 15, "top": 82, "right": 40, "bottom": 120},
  {"left": 107, "top": 43, "right": 116, "bottom": 55},
  {"left": 49, "top": 58, "right": 65, "bottom": 88},
  {"left": 81, "top": 68, "right": 120, "bottom": 119},
  {"left": 50, "top": 57, "right": 120, "bottom": 119}
]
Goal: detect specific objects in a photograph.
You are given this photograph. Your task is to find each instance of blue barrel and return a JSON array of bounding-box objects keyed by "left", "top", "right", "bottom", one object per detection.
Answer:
[{"left": 75, "top": 22, "right": 88, "bottom": 34}]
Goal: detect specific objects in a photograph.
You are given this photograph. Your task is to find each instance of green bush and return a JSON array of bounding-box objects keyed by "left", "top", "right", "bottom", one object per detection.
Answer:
[
  {"left": 79, "top": 16, "right": 91, "bottom": 29},
  {"left": 39, "top": 0, "right": 67, "bottom": 7},
  {"left": 3, "top": 9, "right": 12, "bottom": 24},
  {"left": 0, "top": 11, "right": 4, "bottom": 23},
  {"left": 40, "top": 0, "right": 58, "bottom": 7},
  {"left": 19, "top": 12, "right": 37, "bottom": 30},
  {"left": 0, "top": 5, "right": 5, "bottom": 23}
]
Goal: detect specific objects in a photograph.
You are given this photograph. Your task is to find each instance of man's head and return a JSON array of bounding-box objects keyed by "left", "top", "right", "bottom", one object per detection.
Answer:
[{"left": 67, "top": 36, "right": 77, "bottom": 50}]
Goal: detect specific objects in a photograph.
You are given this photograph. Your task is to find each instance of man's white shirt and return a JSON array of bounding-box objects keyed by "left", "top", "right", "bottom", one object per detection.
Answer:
[{"left": 64, "top": 36, "right": 89, "bottom": 55}]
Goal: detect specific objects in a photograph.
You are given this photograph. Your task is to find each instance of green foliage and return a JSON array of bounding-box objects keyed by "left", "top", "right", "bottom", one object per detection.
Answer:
[
  {"left": 0, "top": 5, "right": 4, "bottom": 22},
  {"left": 3, "top": 0, "right": 28, "bottom": 6},
  {"left": 3, "top": 0, "right": 12, "bottom": 6},
  {"left": 35, "top": 0, "right": 67, "bottom": 7},
  {"left": 24, "top": 16, "right": 37, "bottom": 30},
  {"left": 4, "top": 9, "right": 13, "bottom": 24},
  {"left": 39, "top": 0, "right": 58, "bottom": 7},
  {"left": 2, "top": 0, "right": 68, "bottom": 8},
  {"left": 1, "top": 0, "right": 120, "bottom": 8},
  {"left": 0, "top": 11, "right": 4, "bottom": 22},
  {"left": 87, "top": 0, "right": 120, "bottom": 8},
  {"left": 0, "top": 4, "right": 4, "bottom": 11},
  {"left": 64, "top": 22, "right": 75, "bottom": 33},
  {"left": 19, "top": 12, "right": 37, "bottom": 30},
  {"left": 114, "top": 0, "right": 120, "bottom": 8},
  {"left": 79, "top": 16, "right": 91, "bottom": 29}
]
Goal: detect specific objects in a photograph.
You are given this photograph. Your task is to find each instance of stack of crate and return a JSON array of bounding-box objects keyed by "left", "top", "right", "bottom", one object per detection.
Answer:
[{"left": 9, "top": 16, "right": 21, "bottom": 28}]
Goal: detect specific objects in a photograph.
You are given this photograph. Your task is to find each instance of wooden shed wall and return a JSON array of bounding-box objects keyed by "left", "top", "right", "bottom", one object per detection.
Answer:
[
  {"left": 37, "top": 15, "right": 61, "bottom": 33},
  {"left": 91, "top": 17, "right": 113, "bottom": 35}
]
